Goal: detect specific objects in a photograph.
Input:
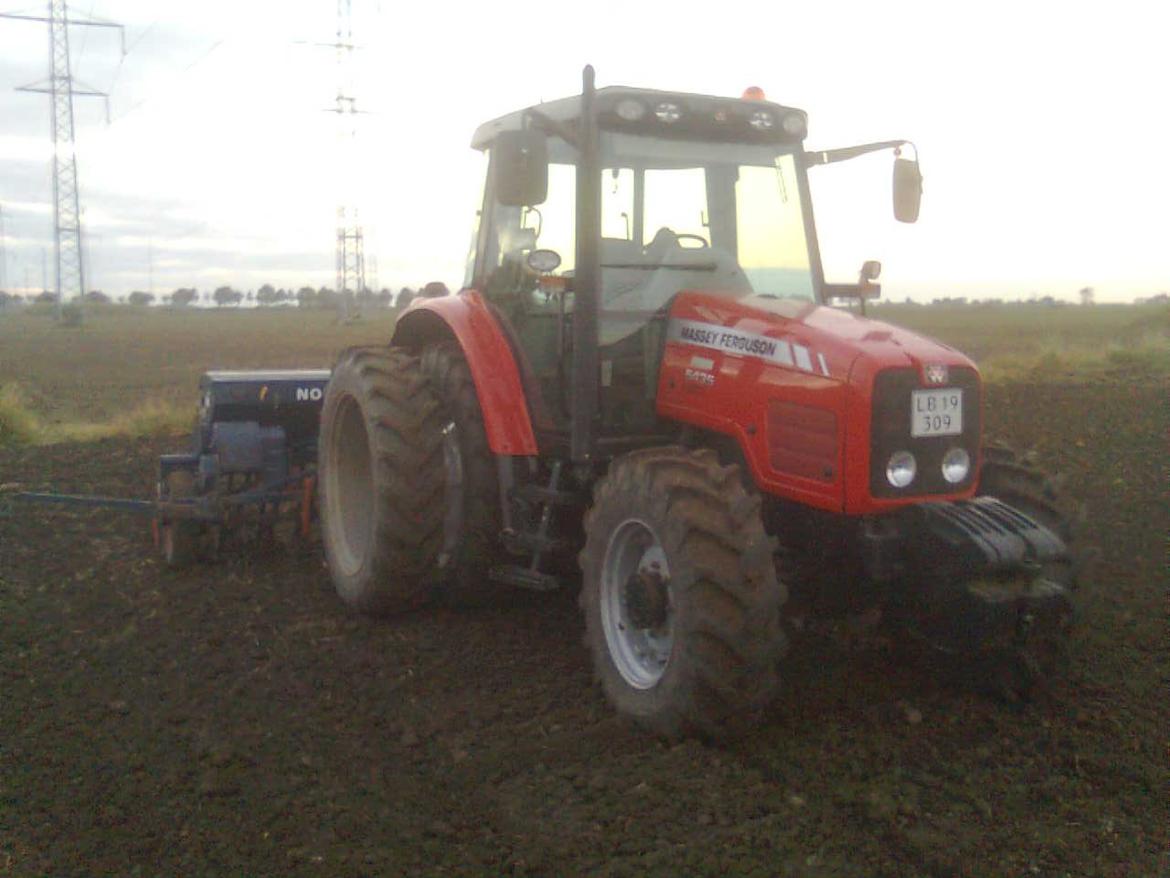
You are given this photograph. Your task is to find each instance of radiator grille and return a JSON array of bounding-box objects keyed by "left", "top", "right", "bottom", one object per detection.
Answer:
[{"left": 869, "top": 367, "right": 980, "bottom": 498}]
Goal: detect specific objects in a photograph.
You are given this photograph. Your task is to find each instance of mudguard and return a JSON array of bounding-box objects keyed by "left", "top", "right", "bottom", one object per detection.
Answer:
[{"left": 392, "top": 290, "right": 538, "bottom": 456}]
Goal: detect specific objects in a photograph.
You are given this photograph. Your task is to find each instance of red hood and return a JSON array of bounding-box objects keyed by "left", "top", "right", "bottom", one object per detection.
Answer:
[{"left": 669, "top": 292, "right": 977, "bottom": 383}]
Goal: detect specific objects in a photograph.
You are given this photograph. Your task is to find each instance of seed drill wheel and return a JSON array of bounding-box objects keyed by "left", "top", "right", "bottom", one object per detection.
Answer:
[
  {"left": 318, "top": 346, "right": 447, "bottom": 615},
  {"left": 974, "top": 444, "right": 1081, "bottom": 701},
  {"left": 580, "top": 446, "right": 788, "bottom": 740},
  {"left": 159, "top": 470, "right": 201, "bottom": 568}
]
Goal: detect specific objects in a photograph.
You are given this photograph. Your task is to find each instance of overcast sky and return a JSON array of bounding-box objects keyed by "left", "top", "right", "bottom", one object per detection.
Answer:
[{"left": 0, "top": 0, "right": 1165, "bottom": 302}]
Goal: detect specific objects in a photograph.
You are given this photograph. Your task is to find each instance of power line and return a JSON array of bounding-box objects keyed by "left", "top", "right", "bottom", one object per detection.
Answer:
[
  {"left": 72, "top": 0, "right": 97, "bottom": 75},
  {"left": 105, "top": 37, "right": 224, "bottom": 126},
  {"left": 104, "top": 17, "right": 162, "bottom": 105},
  {"left": 102, "top": 13, "right": 162, "bottom": 98},
  {"left": 122, "top": 17, "right": 157, "bottom": 54}
]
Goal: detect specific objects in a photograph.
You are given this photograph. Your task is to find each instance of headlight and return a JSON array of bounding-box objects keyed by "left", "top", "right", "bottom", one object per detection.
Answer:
[
  {"left": 886, "top": 451, "right": 917, "bottom": 488},
  {"left": 654, "top": 101, "right": 682, "bottom": 123},
  {"left": 781, "top": 113, "right": 807, "bottom": 137},
  {"left": 941, "top": 447, "right": 971, "bottom": 484},
  {"left": 615, "top": 98, "right": 646, "bottom": 121}
]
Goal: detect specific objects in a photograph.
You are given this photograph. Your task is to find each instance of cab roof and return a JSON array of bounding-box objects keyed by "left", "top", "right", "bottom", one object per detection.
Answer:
[{"left": 471, "top": 85, "right": 807, "bottom": 150}]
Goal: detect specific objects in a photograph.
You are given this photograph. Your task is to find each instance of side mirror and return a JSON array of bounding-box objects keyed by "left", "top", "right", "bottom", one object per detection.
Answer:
[
  {"left": 893, "top": 157, "right": 922, "bottom": 223},
  {"left": 495, "top": 130, "right": 548, "bottom": 207}
]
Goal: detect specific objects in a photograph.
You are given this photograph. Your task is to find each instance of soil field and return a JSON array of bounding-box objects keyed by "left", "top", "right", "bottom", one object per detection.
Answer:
[{"left": 2, "top": 376, "right": 1166, "bottom": 877}]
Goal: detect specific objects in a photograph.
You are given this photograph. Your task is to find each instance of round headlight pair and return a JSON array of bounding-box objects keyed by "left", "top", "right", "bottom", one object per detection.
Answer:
[
  {"left": 748, "top": 109, "right": 804, "bottom": 136},
  {"left": 885, "top": 447, "right": 971, "bottom": 488},
  {"left": 615, "top": 98, "right": 681, "bottom": 123},
  {"left": 748, "top": 111, "right": 806, "bottom": 136}
]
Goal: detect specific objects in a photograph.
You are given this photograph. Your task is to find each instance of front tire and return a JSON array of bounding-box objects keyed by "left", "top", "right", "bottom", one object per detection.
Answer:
[
  {"left": 580, "top": 447, "right": 787, "bottom": 739},
  {"left": 318, "top": 346, "right": 446, "bottom": 615}
]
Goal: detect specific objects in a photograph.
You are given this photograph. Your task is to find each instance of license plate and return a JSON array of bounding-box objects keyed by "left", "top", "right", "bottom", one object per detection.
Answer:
[{"left": 911, "top": 388, "right": 963, "bottom": 437}]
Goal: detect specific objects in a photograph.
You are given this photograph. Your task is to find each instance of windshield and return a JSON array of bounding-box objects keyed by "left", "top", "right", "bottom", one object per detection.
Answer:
[
  {"left": 480, "top": 132, "right": 816, "bottom": 345},
  {"left": 598, "top": 132, "right": 814, "bottom": 292}
]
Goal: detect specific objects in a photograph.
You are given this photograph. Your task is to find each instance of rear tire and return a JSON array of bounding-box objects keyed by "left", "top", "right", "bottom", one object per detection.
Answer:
[
  {"left": 318, "top": 346, "right": 446, "bottom": 615},
  {"left": 420, "top": 342, "right": 508, "bottom": 608},
  {"left": 580, "top": 446, "right": 787, "bottom": 740}
]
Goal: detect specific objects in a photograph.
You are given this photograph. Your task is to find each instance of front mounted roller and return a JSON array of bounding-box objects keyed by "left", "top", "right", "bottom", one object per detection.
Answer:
[
  {"left": 580, "top": 446, "right": 788, "bottom": 740},
  {"left": 318, "top": 346, "right": 447, "bottom": 615}
]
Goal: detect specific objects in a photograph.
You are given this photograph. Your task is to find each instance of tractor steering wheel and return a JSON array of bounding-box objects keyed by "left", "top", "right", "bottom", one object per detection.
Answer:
[
  {"left": 673, "top": 233, "right": 710, "bottom": 249},
  {"left": 644, "top": 227, "right": 709, "bottom": 259}
]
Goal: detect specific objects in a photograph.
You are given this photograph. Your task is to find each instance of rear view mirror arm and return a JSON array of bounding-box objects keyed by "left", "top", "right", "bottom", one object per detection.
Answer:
[{"left": 804, "top": 139, "right": 913, "bottom": 167}]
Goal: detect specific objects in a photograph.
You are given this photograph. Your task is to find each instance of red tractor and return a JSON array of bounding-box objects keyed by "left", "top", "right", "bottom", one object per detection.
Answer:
[{"left": 317, "top": 68, "right": 1077, "bottom": 738}]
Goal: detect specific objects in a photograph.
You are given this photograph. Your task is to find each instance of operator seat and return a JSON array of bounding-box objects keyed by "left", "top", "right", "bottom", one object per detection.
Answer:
[{"left": 599, "top": 228, "right": 753, "bottom": 346}]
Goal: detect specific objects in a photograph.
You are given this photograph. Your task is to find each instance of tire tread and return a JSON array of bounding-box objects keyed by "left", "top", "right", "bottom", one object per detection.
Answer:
[{"left": 580, "top": 445, "right": 788, "bottom": 740}]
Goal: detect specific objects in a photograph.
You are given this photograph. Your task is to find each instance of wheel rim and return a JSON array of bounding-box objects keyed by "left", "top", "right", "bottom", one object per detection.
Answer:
[
  {"left": 326, "top": 393, "right": 375, "bottom": 576},
  {"left": 601, "top": 518, "right": 674, "bottom": 690}
]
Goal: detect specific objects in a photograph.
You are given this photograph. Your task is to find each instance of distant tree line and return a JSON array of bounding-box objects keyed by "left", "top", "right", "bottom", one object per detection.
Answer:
[
  {"left": 9, "top": 286, "right": 1162, "bottom": 312},
  {"left": 0, "top": 286, "right": 427, "bottom": 309},
  {"left": 1134, "top": 292, "right": 1169, "bottom": 305},
  {"left": 892, "top": 291, "right": 1134, "bottom": 308},
  {"left": 195, "top": 285, "right": 421, "bottom": 309}
]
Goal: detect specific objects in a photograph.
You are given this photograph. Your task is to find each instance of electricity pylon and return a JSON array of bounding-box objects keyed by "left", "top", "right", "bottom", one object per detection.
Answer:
[
  {"left": 331, "top": 0, "right": 364, "bottom": 322},
  {"left": 2, "top": 1, "right": 123, "bottom": 317}
]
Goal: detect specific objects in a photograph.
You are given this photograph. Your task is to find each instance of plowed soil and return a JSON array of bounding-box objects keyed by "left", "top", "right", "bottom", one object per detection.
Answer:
[{"left": 2, "top": 380, "right": 1167, "bottom": 877}]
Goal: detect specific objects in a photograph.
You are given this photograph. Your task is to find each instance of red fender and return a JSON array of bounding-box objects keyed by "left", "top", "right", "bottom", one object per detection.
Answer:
[{"left": 392, "top": 290, "right": 538, "bottom": 456}]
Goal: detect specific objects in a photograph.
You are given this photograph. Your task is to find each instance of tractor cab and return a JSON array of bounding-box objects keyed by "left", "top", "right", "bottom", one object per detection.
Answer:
[{"left": 466, "top": 79, "right": 921, "bottom": 446}]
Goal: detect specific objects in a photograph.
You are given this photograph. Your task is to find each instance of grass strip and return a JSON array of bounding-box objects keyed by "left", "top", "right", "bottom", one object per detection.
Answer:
[{"left": 0, "top": 383, "right": 190, "bottom": 448}]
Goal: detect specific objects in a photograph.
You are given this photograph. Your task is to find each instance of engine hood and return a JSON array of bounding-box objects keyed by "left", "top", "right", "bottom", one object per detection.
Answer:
[{"left": 668, "top": 292, "right": 977, "bottom": 383}]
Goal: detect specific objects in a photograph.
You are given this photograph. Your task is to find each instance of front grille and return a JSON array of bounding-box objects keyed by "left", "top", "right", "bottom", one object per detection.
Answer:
[{"left": 869, "top": 367, "right": 980, "bottom": 499}]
